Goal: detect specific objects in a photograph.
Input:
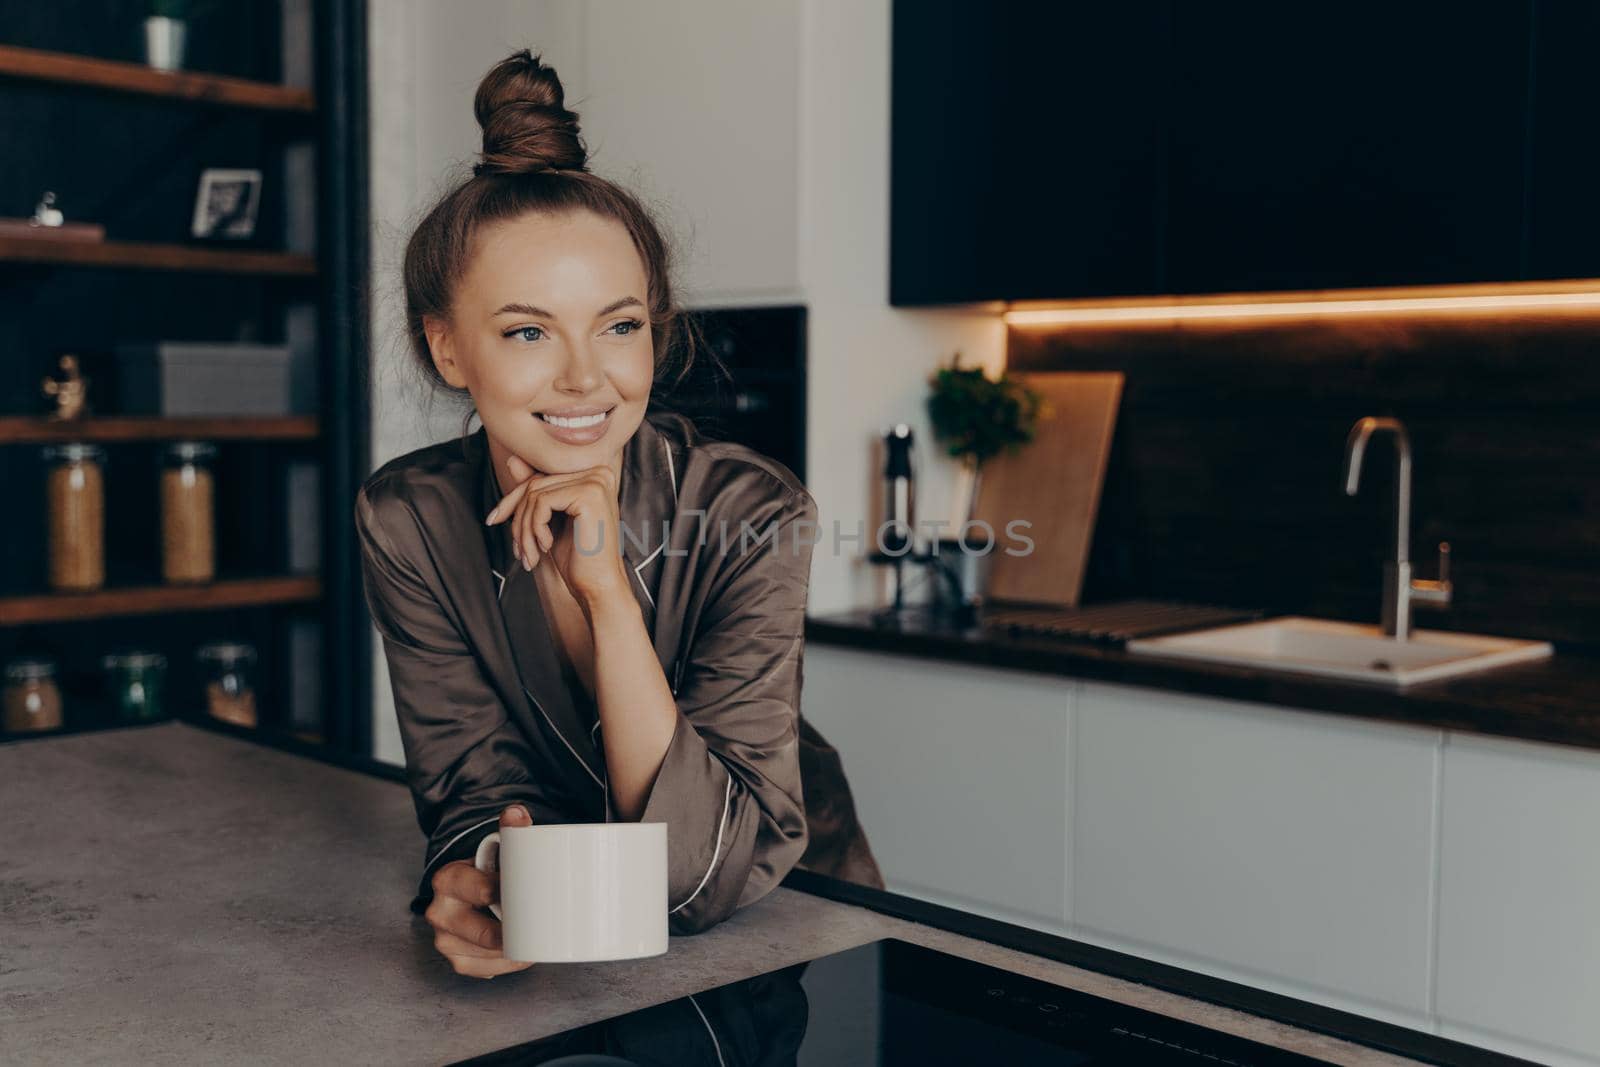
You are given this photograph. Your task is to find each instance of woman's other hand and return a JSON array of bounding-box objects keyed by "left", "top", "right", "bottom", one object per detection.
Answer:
[
  {"left": 424, "top": 804, "right": 536, "bottom": 979},
  {"left": 484, "top": 453, "right": 631, "bottom": 606}
]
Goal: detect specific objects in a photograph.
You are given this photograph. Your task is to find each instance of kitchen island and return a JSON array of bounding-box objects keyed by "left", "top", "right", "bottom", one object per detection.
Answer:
[{"left": 0, "top": 722, "right": 1428, "bottom": 1065}]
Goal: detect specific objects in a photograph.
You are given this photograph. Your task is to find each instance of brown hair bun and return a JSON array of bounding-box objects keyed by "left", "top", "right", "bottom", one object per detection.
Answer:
[{"left": 473, "top": 49, "right": 587, "bottom": 177}]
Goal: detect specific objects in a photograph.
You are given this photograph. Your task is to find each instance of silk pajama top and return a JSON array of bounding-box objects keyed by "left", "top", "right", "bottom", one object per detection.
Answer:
[{"left": 354, "top": 408, "right": 883, "bottom": 935}]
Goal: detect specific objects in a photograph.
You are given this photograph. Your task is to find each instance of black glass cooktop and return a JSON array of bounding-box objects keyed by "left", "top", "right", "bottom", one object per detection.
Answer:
[{"left": 452, "top": 938, "right": 1334, "bottom": 1066}]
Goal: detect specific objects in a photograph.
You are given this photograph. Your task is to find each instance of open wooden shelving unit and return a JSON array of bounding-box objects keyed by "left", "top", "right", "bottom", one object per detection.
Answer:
[
  {"left": 0, "top": 576, "right": 323, "bottom": 626},
  {"left": 0, "top": 416, "right": 320, "bottom": 444},
  {"left": 0, "top": 236, "right": 317, "bottom": 275},
  {"left": 1, "top": 6, "right": 371, "bottom": 754},
  {"left": 0, "top": 43, "right": 315, "bottom": 112}
]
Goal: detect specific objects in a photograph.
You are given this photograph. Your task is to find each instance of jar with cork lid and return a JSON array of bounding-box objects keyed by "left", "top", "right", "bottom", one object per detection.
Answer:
[
  {"left": 4, "top": 658, "right": 64, "bottom": 734},
  {"left": 161, "top": 440, "right": 217, "bottom": 584},
  {"left": 43, "top": 442, "right": 106, "bottom": 591}
]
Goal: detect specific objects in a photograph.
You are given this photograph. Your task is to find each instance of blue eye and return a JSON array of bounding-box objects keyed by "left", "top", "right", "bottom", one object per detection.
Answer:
[{"left": 503, "top": 319, "right": 642, "bottom": 343}]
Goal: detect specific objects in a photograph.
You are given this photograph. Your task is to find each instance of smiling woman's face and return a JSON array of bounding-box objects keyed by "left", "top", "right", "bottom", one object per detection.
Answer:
[{"left": 423, "top": 208, "right": 655, "bottom": 491}]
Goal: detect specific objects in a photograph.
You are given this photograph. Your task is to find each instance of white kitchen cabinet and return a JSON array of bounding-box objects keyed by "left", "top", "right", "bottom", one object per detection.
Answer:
[
  {"left": 579, "top": 0, "right": 801, "bottom": 305},
  {"left": 802, "top": 645, "right": 1072, "bottom": 933},
  {"left": 802, "top": 638, "right": 1600, "bottom": 1059},
  {"left": 1435, "top": 733, "right": 1600, "bottom": 1067},
  {"left": 1071, "top": 681, "right": 1441, "bottom": 1025}
]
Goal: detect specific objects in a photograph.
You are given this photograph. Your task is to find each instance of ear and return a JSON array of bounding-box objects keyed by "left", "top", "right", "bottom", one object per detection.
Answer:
[{"left": 422, "top": 313, "right": 470, "bottom": 390}]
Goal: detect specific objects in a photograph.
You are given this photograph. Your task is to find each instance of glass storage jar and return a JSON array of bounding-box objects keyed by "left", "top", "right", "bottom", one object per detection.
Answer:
[
  {"left": 102, "top": 650, "right": 167, "bottom": 723},
  {"left": 161, "top": 440, "right": 217, "bottom": 584},
  {"left": 43, "top": 442, "right": 106, "bottom": 591},
  {"left": 3, "top": 658, "right": 64, "bottom": 733},
  {"left": 196, "top": 641, "right": 257, "bottom": 728}
]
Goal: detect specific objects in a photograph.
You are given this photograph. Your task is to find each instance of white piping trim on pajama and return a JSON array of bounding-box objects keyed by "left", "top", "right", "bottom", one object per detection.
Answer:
[
  {"left": 490, "top": 568, "right": 506, "bottom": 601},
  {"left": 669, "top": 771, "right": 733, "bottom": 915},
  {"left": 632, "top": 538, "right": 665, "bottom": 609},
  {"left": 422, "top": 813, "right": 501, "bottom": 880},
  {"left": 627, "top": 439, "right": 676, "bottom": 610},
  {"left": 522, "top": 684, "right": 605, "bottom": 790},
  {"left": 663, "top": 438, "right": 678, "bottom": 504},
  {"left": 687, "top": 994, "right": 726, "bottom": 1067}
]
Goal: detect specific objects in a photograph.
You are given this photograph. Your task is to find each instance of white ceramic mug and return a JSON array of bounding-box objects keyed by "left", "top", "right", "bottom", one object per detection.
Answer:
[{"left": 474, "top": 822, "right": 669, "bottom": 963}]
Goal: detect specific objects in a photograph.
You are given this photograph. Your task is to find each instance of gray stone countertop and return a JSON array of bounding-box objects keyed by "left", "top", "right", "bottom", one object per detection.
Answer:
[{"left": 1, "top": 723, "right": 1422, "bottom": 1066}]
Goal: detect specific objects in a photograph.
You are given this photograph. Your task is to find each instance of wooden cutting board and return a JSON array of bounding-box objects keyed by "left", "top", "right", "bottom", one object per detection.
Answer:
[{"left": 970, "top": 371, "right": 1123, "bottom": 608}]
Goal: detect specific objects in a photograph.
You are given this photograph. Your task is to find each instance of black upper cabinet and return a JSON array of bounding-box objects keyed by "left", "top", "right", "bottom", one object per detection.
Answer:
[
  {"left": 890, "top": 2, "right": 1598, "bottom": 305},
  {"left": 1166, "top": 2, "right": 1530, "bottom": 294},
  {"left": 1526, "top": 0, "right": 1600, "bottom": 280},
  {"left": 890, "top": 0, "right": 1168, "bottom": 304}
]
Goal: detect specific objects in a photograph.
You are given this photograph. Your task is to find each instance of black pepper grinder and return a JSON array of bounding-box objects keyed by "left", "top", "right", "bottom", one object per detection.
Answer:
[
  {"left": 869, "top": 424, "right": 919, "bottom": 623},
  {"left": 882, "top": 423, "right": 916, "bottom": 556}
]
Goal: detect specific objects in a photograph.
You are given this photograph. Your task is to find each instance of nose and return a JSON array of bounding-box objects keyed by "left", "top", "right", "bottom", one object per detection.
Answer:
[{"left": 552, "top": 338, "right": 604, "bottom": 394}]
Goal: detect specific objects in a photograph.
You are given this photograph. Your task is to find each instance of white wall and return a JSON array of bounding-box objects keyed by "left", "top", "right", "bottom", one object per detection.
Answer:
[
  {"left": 367, "top": 0, "right": 582, "bottom": 763},
  {"left": 796, "top": 0, "right": 1006, "bottom": 613},
  {"left": 365, "top": 0, "right": 1004, "bottom": 763}
]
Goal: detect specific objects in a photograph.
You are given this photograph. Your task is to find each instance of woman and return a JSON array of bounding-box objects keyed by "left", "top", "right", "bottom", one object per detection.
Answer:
[{"left": 354, "top": 49, "right": 883, "bottom": 979}]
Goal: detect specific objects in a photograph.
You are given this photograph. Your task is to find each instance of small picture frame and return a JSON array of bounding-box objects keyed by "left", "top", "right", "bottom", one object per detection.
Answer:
[{"left": 191, "top": 168, "right": 263, "bottom": 240}]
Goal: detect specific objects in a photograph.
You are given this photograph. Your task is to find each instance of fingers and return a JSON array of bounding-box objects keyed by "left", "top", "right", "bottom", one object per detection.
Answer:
[
  {"left": 509, "top": 484, "right": 552, "bottom": 571},
  {"left": 433, "top": 926, "right": 503, "bottom": 960},
  {"left": 501, "top": 803, "right": 532, "bottom": 829},
  {"left": 432, "top": 858, "right": 495, "bottom": 909},
  {"left": 443, "top": 952, "right": 535, "bottom": 980},
  {"left": 520, "top": 488, "right": 544, "bottom": 558},
  {"left": 527, "top": 488, "right": 556, "bottom": 565},
  {"left": 514, "top": 486, "right": 542, "bottom": 572},
  {"left": 485, "top": 460, "right": 587, "bottom": 524},
  {"left": 491, "top": 461, "right": 616, "bottom": 571},
  {"left": 515, "top": 482, "right": 573, "bottom": 571},
  {"left": 484, "top": 476, "right": 530, "bottom": 525},
  {"left": 431, "top": 910, "right": 535, "bottom": 979},
  {"left": 425, "top": 889, "right": 503, "bottom": 952},
  {"left": 426, "top": 837, "right": 538, "bottom": 979},
  {"left": 504, "top": 455, "right": 539, "bottom": 562}
]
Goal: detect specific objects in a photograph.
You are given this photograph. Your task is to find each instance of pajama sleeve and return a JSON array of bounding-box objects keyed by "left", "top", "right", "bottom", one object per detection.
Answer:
[
  {"left": 353, "top": 478, "right": 574, "bottom": 913},
  {"left": 606, "top": 483, "right": 818, "bottom": 935}
]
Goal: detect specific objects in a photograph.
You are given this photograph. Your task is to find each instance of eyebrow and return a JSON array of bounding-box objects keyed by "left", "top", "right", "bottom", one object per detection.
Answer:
[{"left": 492, "top": 296, "right": 644, "bottom": 319}]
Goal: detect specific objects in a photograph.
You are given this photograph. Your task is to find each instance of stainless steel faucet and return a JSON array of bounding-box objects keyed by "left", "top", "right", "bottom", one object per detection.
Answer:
[{"left": 1342, "top": 416, "right": 1452, "bottom": 640}]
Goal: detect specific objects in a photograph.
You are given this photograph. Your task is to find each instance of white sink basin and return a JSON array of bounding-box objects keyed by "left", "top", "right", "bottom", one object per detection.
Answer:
[{"left": 1125, "top": 615, "right": 1553, "bottom": 688}]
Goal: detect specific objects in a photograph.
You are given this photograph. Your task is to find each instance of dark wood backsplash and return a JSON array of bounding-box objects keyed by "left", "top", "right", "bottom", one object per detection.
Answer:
[{"left": 1007, "top": 313, "right": 1600, "bottom": 650}]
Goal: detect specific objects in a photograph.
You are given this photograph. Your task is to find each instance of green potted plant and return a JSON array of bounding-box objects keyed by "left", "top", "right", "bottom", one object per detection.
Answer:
[{"left": 925, "top": 350, "right": 1045, "bottom": 540}]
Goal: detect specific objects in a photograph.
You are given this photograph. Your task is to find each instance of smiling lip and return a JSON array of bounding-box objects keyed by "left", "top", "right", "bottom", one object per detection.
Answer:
[
  {"left": 539, "top": 404, "right": 614, "bottom": 417},
  {"left": 535, "top": 404, "right": 615, "bottom": 445}
]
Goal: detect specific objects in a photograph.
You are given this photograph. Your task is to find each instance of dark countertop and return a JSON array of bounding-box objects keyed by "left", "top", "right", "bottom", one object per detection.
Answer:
[
  {"left": 0, "top": 722, "right": 1425, "bottom": 1066},
  {"left": 806, "top": 604, "right": 1600, "bottom": 752}
]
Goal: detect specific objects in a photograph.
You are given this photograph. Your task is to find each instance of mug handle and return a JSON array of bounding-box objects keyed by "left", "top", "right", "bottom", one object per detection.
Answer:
[{"left": 473, "top": 830, "right": 503, "bottom": 921}]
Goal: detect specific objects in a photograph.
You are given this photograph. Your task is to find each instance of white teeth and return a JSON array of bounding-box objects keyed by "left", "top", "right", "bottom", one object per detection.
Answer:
[{"left": 541, "top": 410, "right": 609, "bottom": 428}]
